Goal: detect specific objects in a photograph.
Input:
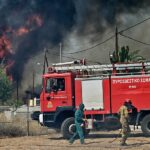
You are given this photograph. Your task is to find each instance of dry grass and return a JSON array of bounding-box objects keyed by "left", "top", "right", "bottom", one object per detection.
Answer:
[
  {"left": 0, "top": 112, "right": 49, "bottom": 137},
  {"left": 0, "top": 132, "right": 150, "bottom": 150},
  {"left": 0, "top": 113, "right": 7, "bottom": 122},
  {"left": 0, "top": 113, "right": 150, "bottom": 149}
]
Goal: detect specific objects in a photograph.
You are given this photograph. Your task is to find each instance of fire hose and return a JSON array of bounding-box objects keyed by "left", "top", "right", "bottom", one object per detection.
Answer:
[{"left": 109, "top": 129, "right": 122, "bottom": 143}]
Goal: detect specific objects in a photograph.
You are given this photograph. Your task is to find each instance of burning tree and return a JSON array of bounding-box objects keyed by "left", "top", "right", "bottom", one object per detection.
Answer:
[
  {"left": 0, "top": 26, "right": 14, "bottom": 81},
  {"left": 0, "top": 12, "right": 44, "bottom": 105},
  {"left": 0, "top": 28, "right": 13, "bottom": 104}
]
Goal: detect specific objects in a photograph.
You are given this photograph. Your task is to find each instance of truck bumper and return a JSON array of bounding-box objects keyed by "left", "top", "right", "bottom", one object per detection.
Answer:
[{"left": 39, "top": 113, "right": 56, "bottom": 128}]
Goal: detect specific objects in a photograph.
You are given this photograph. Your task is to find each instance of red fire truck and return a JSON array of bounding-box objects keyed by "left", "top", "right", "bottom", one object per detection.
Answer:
[{"left": 39, "top": 60, "right": 150, "bottom": 139}]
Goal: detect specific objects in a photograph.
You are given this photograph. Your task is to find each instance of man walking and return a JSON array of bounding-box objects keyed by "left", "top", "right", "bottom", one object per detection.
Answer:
[
  {"left": 118, "top": 101, "right": 131, "bottom": 146},
  {"left": 69, "top": 103, "right": 85, "bottom": 144}
]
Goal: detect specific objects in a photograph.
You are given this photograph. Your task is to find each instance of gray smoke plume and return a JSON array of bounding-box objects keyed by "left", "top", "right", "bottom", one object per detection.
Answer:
[{"left": 63, "top": 0, "right": 150, "bottom": 63}]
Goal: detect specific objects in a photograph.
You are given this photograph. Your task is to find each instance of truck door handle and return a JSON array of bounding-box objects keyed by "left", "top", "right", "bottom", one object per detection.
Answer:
[{"left": 62, "top": 101, "right": 67, "bottom": 104}]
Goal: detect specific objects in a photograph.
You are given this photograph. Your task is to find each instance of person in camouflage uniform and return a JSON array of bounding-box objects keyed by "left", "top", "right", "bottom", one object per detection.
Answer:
[
  {"left": 118, "top": 101, "right": 131, "bottom": 146},
  {"left": 69, "top": 103, "right": 85, "bottom": 144}
]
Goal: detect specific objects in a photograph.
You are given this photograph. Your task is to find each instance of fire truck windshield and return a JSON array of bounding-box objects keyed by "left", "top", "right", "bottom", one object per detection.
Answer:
[{"left": 46, "top": 78, "right": 65, "bottom": 93}]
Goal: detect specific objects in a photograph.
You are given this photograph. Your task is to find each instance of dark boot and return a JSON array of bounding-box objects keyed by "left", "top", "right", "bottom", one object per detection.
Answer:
[
  {"left": 80, "top": 138, "right": 85, "bottom": 144},
  {"left": 69, "top": 137, "right": 75, "bottom": 144},
  {"left": 120, "top": 138, "right": 127, "bottom": 146},
  {"left": 69, "top": 139, "right": 74, "bottom": 144},
  {"left": 120, "top": 143, "right": 127, "bottom": 146}
]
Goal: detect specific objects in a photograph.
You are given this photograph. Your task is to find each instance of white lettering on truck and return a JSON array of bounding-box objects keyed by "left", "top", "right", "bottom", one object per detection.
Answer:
[{"left": 112, "top": 77, "right": 150, "bottom": 84}]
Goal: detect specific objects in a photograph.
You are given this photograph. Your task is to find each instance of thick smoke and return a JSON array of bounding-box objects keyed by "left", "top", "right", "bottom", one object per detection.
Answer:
[
  {"left": 74, "top": 0, "right": 150, "bottom": 34},
  {"left": 0, "top": 0, "right": 150, "bottom": 93},
  {"left": 63, "top": 0, "right": 150, "bottom": 64}
]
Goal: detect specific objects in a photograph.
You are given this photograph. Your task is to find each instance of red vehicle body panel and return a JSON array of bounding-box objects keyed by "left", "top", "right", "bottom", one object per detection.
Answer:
[
  {"left": 75, "top": 75, "right": 150, "bottom": 115},
  {"left": 111, "top": 75, "right": 150, "bottom": 113},
  {"left": 40, "top": 72, "right": 74, "bottom": 112},
  {"left": 75, "top": 79, "right": 111, "bottom": 115}
]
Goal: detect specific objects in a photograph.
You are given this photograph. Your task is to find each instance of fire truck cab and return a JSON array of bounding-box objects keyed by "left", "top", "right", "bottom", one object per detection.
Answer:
[{"left": 39, "top": 60, "right": 150, "bottom": 139}]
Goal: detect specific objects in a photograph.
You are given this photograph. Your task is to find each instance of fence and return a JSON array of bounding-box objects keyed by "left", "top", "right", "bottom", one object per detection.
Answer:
[{"left": 0, "top": 105, "right": 49, "bottom": 137}]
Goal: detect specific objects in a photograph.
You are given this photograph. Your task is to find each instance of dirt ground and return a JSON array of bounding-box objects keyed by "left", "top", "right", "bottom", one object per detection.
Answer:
[{"left": 0, "top": 130, "right": 150, "bottom": 150}]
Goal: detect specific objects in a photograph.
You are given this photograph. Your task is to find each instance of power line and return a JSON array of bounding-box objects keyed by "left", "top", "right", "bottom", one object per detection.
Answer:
[
  {"left": 120, "top": 33, "right": 150, "bottom": 46},
  {"left": 45, "top": 17, "right": 150, "bottom": 55},
  {"left": 45, "top": 17, "right": 150, "bottom": 59},
  {"left": 119, "top": 16, "right": 150, "bottom": 33},
  {"left": 64, "top": 35, "right": 115, "bottom": 54},
  {"left": 46, "top": 33, "right": 114, "bottom": 55},
  {"left": 64, "top": 17, "right": 150, "bottom": 55}
]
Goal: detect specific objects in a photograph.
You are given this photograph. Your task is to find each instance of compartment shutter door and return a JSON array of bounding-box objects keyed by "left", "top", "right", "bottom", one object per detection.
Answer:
[{"left": 82, "top": 79, "right": 104, "bottom": 110}]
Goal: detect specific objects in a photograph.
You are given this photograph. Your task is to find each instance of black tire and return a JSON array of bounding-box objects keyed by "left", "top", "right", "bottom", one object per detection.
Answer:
[
  {"left": 61, "top": 117, "right": 75, "bottom": 139},
  {"left": 61, "top": 117, "right": 90, "bottom": 139},
  {"left": 141, "top": 114, "right": 150, "bottom": 136}
]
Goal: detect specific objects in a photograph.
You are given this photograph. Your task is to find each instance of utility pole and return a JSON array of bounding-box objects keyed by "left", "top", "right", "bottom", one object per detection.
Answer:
[
  {"left": 16, "top": 76, "right": 19, "bottom": 107},
  {"left": 115, "top": 27, "right": 119, "bottom": 62},
  {"left": 32, "top": 69, "right": 35, "bottom": 99},
  {"left": 27, "top": 98, "right": 29, "bottom": 136},
  {"left": 25, "top": 90, "right": 30, "bottom": 136},
  {"left": 60, "top": 43, "right": 62, "bottom": 63}
]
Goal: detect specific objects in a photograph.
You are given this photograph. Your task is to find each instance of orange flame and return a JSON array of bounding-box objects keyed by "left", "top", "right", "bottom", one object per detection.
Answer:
[
  {"left": 0, "top": 29, "right": 13, "bottom": 81},
  {"left": 27, "top": 14, "right": 43, "bottom": 27},
  {"left": 15, "top": 14, "right": 43, "bottom": 36},
  {"left": 0, "top": 35, "right": 12, "bottom": 58},
  {"left": 16, "top": 27, "right": 29, "bottom": 36},
  {"left": 0, "top": 14, "right": 44, "bottom": 81}
]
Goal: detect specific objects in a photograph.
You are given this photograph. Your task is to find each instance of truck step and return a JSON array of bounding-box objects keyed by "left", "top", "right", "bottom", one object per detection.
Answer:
[{"left": 44, "top": 120, "right": 55, "bottom": 123}]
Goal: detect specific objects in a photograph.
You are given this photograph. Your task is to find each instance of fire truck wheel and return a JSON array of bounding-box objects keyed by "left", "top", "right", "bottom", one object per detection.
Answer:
[
  {"left": 141, "top": 114, "right": 150, "bottom": 136},
  {"left": 61, "top": 117, "right": 90, "bottom": 139},
  {"left": 61, "top": 117, "right": 75, "bottom": 139}
]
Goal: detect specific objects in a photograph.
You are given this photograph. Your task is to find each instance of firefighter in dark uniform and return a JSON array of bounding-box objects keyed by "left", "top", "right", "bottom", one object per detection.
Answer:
[
  {"left": 118, "top": 101, "right": 131, "bottom": 146},
  {"left": 69, "top": 103, "right": 85, "bottom": 144}
]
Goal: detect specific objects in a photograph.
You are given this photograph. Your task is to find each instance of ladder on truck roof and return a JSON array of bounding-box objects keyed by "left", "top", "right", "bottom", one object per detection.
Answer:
[{"left": 51, "top": 60, "right": 150, "bottom": 73}]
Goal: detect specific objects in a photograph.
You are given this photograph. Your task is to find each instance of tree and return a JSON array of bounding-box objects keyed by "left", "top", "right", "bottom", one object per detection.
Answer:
[
  {"left": 110, "top": 46, "right": 145, "bottom": 63},
  {"left": 127, "top": 50, "right": 145, "bottom": 62},
  {"left": 0, "top": 68, "right": 13, "bottom": 104}
]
